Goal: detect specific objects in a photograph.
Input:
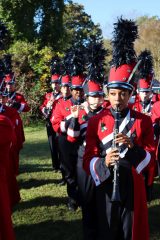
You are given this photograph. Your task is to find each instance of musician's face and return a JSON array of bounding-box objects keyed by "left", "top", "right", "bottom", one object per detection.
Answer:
[
  {"left": 87, "top": 95, "right": 104, "bottom": 110},
  {"left": 6, "top": 83, "right": 15, "bottom": 92},
  {"left": 61, "top": 86, "right": 70, "bottom": 98},
  {"left": 2, "top": 96, "right": 8, "bottom": 105},
  {"left": 108, "top": 88, "right": 132, "bottom": 111},
  {"left": 51, "top": 82, "right": 60, "bottom": 93},
  {"left": 71, "top": 88, "right": 84, "bottom": 100},
  {"left": 139, "top": 91, "right": 151, "bottom": 102}
]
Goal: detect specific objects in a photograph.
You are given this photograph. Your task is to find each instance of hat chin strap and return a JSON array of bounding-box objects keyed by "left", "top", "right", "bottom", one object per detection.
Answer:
[{"left": 128, "top": 59, "right": 142, "bottom": 84}]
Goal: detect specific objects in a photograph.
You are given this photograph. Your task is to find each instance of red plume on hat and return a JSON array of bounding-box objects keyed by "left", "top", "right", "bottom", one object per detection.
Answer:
[
  {"left": 137, "top": 50, "right": 154, "bottom": 92},
  {"left": 107, "top": 17, "right": 139, "bottom": 91}
]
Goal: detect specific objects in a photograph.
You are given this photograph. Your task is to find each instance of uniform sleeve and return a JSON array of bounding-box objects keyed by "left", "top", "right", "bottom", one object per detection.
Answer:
[
  {"left": 15, "top": 94, "right": 30, "bottom": 113},
  {"left": 51, "top": 102, "right": 72, "bottom": 134},
  {"left": 83, "top": 117, "right": 110, "bottom": 186},
  {"left": 133, "top": 114, "right": 155, "bottom": 174},
  {"left": 67, "top": 117, "right": 80, "bottom": 142}
]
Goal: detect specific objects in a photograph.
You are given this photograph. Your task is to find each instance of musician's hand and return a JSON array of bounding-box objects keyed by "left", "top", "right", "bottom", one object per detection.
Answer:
[
  {"left": 115, "top": 133, "right": 134, "bottom": 148},
  {"left": 144, "top": 112, "right": 152, "bottom": 117},
  {"left": 105, "top": 148, "right": 120, "bottom": 167},
  {"left": 12, "top": 101, "right": 21, "bottom": 109},
  {"left": 71, "top": 105, "right": 80, "bottom": 118},
  {"left": 46, "top": 101, "right": 53, "bottom": 108}
]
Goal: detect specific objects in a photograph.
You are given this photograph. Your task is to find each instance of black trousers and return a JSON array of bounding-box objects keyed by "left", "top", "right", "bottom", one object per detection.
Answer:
[
  {"left": 46, "top": 119, "right": 60, "bottom": 170},
  {"left": 77, "top": 148, "right": 97, "bottom": 240},
  {"left": 95, "top": 177, "right": 133, "bottom": 240},
  {"left": 58, "top": 135, "right": 78, "bottom": 202}
]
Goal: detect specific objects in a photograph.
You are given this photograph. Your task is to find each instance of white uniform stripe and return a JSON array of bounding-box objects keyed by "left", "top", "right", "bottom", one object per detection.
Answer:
[
  {"left": 90, "top": 157, "right": 101, "bottom": 186},
  {"left": 18, "top": 103, "right": 25, "bottom": 113},
  {"left": 60, "top": 121, "right": 66, "bottom": 132},
  {"left": 67, "top": 128, "right": 80, "bottom": 137},
  {"left": 136, "top": 151, "right": 151, "bottom": 174},
  {"left": 66, "top": 114, "right": 72, "bottom": 120},
  {"left": 102, "top": 110, "right": 131, "bottom": 145},
  {"left": 80, "top": 122, "right": 88, "bottom": 130}
]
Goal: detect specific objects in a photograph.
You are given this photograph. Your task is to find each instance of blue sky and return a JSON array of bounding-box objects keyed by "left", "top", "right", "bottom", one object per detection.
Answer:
[{"left": 74, "top": 0, "right": 160, "bottom": 38}]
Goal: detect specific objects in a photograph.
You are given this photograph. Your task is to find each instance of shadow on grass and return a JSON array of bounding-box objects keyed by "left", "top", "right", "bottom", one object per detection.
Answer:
[
  {"left": 152, "top": 179, "right": 160, "bottom": 201},
  {"left": 14, "top": 219, "right": 83, "bottom": 240},
  {"left": 21, "top": 141, "right": 50, "bottom": 159},
  {"left": 18, "top": 178, "right": 63, "bottom": 189},
  {"left": 149, "top": 204, "right": 160, "bottom": 239},
  {"left": 19, "top": 163, "right": 53, "bottom": 174},
  {"left": 14, "top": 196, "right": 68, "bottom": 211}
]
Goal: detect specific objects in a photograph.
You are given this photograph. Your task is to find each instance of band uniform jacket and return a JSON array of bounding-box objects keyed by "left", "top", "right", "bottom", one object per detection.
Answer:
[
  {"left": 151, "top": 100, "right": 160, "bottom": 175},
  {"left": 83, "top": 108, "right": 155, "bottom": 240},
  {"left": 0, "top": 115, "right": 16, "bottom": 240},
  {"left": 51, "top": 97, "right": 79, "bottom": 134},
  {"left": 40, "top": 92, "right": 62, "bottom": 120},
  {"left": 8, "top": 92, "right": 30, "bottom": 113}
]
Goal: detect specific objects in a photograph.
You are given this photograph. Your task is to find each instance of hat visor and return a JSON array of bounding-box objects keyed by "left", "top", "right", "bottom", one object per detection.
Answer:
[
  {"left": 85, "top": 91, "right": 104, "bottom": 97},
  {"left": 107, "top": 81, "right": 133, "bottom": 91},
  {"left": 138, "top": 88, "right": 152, "bottom": 92},
  {"left": 70, "top": 85, "right": 83, "bottom": 89}
]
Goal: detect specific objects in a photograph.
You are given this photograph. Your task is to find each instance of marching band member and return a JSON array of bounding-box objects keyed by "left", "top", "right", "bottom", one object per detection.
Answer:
[
  {"left": 0, "top": 115, "right": 16, "bottom": 240},
  {"left": 66, "top": 40, "right": 108, "bottom": 239},
  {"left": 131, "top": 50, "right": 157, "bottom": 201},
  {"left": 40, "top": 57, "right": 62, "bottom": 171},
  {"left": 83, "top": 18, "right": 155, "bottom": 240}
]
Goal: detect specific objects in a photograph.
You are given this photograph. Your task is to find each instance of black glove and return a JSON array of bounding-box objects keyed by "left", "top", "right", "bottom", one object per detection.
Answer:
[{"left": 12, "top": 101, "right": 21, "bottom": 110}]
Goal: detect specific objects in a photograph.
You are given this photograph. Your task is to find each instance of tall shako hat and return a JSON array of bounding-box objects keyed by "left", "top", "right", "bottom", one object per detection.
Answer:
[
  {"left": 50, "top": 56, "right": 61, "bottom": 83},
  {"left": 3, "top": 54, "right": 15, "bottom": 85},
  {"left": 83, "top": 37, "right": 108, "bottom": 96},
  {"left": 60, "top": 53, "right": 71, "bottom": 87},
  {"left": 137, "top": 50, "right": 154, "bottom": 92},
  {"left": 0, "top": 20, "right": 9, "bottom": 50},
  {"left": 67, "top": 46, "right": 85, "bottom": 89},
  {"left": 107, "top": 17, "right": 138, "bottom": 91}
]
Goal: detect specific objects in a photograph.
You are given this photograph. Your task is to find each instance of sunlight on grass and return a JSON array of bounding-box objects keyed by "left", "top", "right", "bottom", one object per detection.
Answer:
[{"left": 12, "top": 125, "right": 160, "bottom": 240}]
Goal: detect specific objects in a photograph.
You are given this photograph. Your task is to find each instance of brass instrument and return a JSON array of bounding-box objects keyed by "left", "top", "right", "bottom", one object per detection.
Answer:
[{"left": 111, "top": 105, "right": 121, "bottom": 203}]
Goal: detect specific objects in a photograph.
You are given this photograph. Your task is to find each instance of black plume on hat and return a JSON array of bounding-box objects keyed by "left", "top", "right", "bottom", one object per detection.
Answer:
[
  {"left": 111, "top": 17, "right": 138, "bottom": 68},
  {"left": 0, "top": 21, "right": 9, "bottom": 50},
  {"left": 138, "top": 50, "right": 153, "bottom": 79},
  {"left": 3, "top": 54, "right": 12, "bottom": 74},
  {"left": 50, "top": 55, "right": 61, "bottom": 75},
  {"left": 85, "top": 38, "right": 108, "bottom": 84},
  {"left": 66, "top": 46, "right": 86, "bottom": 76}
]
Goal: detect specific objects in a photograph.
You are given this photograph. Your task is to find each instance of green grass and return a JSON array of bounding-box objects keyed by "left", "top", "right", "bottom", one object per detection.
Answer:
[{"left": 12, "top": 124, "right": 160, "bottom": 240}]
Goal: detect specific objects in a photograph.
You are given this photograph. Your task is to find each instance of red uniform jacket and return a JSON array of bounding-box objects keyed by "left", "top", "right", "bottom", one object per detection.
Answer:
[
  {"left": 51, "top": 98, "right": 76, "bottom": 134},
  {"left": 8, "top": 92, "right": 30, "bottom": 113},
  {"left": 40, "top": 92, "right": 62, "bottom": 120},
  {"left": 0, "top": 115, "right": 16, "bottom": 240},
  {"left": 83, "top": 108, "right": 155, "bottom": 240},
  {"left": 151, "top": 101, "right": 160, "bottom": 175}
]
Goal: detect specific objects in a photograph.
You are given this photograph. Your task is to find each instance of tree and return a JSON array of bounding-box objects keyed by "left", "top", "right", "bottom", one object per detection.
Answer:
[
  {"left": 62, "top": 1, "right": 102, "bottom": 51},
  {"left": 0, "top": 0, "right": 64, "bottom": 50},
  {"left": 135, "top": 16, "right": 160, "bottom": 80}
]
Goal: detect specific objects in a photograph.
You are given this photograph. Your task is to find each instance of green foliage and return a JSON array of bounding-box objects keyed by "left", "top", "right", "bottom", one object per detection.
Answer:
[
  {"left": 8, "top": 41, "right": 56, "bottom": 121},
  {"left": 135, "top": 16, "right": 160, "bottom": 80},
  {"left": 63, "top": 2, "right": 102, "bottom": 50}
]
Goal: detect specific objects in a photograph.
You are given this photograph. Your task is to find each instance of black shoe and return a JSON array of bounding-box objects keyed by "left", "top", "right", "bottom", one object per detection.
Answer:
[
  {"left": 58, "top": 179, "right": 66, "bottom": 186},
  {"left": 67, "top": 198, "right": 78, "bottom": 211},
  {"left": 52, "top": 167, "right": 60, "bottom": 173}
]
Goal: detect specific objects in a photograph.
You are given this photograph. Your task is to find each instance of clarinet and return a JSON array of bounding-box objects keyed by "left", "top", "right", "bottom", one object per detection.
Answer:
[
  {"left": 142, "top": 101, "right": 146, "bottom": 113},
  {"left": 111, "top": 105, "right": 121, "bottom": 203}
]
